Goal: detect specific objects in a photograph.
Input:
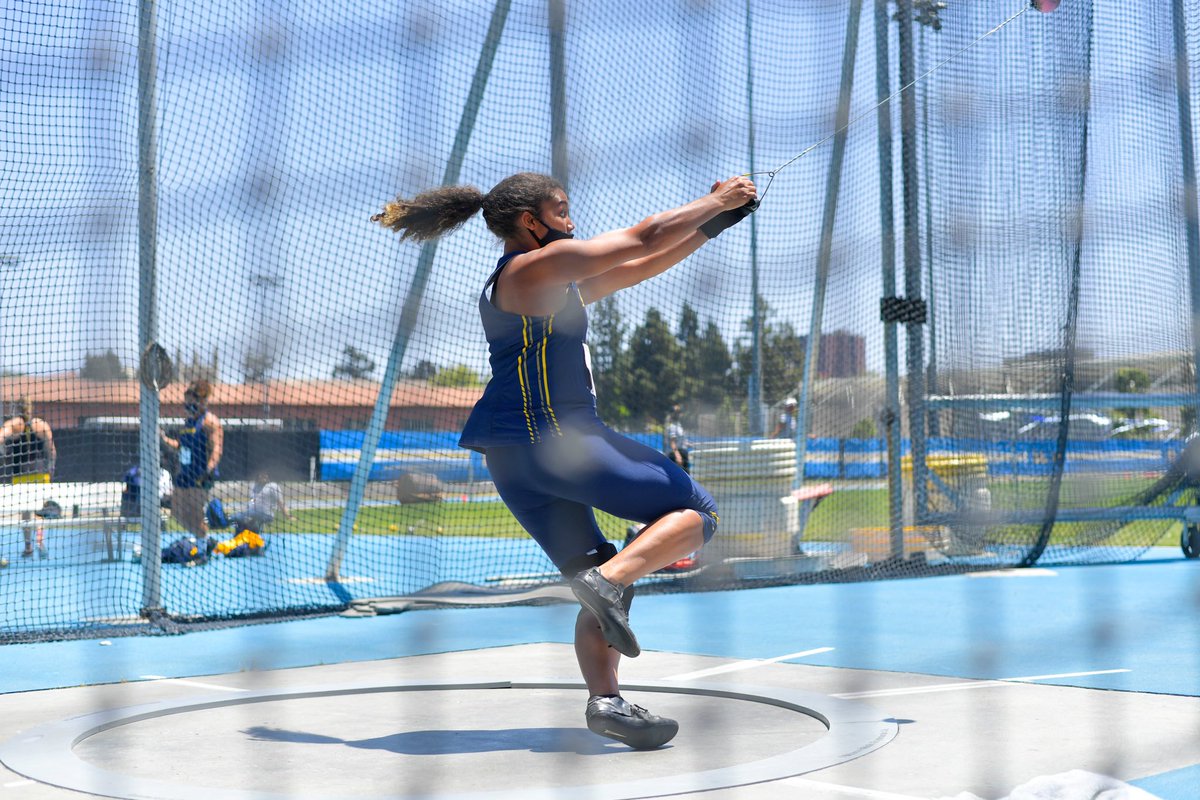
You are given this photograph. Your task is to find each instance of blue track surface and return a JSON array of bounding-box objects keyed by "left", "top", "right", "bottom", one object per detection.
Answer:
[
  {"left": 3, "top": 553, "right": 1196, "bottom": 697},
  {"left": 1, "top": 552, "right": 1197, "bottom": 797}
]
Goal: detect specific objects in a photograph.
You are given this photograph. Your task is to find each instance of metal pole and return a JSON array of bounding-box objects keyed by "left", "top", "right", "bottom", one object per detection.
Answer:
[
  {"left": 136, "top": 0, "right": 163, "bottom": 617},
  {"left": 795, "top": 0, "right": 862, "bottom": 487},
  {"left": 920, "top": 24, "right": 940, "bottom": 438},
  {"left": 875, "top": 0, "right": 904, "bottom": 556},
  {"left": 1173, "top": 0, "right": 1200, "bottom": 419},
  {"left": 251, "top": 273, "right": 279, "bottom": 419},
  {"left": 326, "top": 0, "right": 513, "bottom": 581},
  {"left": 744, "top": 0, "right": 764, "bottom": 436},
  {"left": 0, "top": 255, "right": 14, "bottom": 421},
  {"left": 549, "top": 0, "right": 569, "bottom": 193},
  {"left": 896, "top": 0, "right": 929, "bottom": 521}
]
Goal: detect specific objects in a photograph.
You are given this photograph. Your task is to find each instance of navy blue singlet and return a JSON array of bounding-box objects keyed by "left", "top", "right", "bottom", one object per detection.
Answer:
[
  {"left": 457, "top": 252, "right": 719, "bottom": 573},
  {"left": 174, "top": 411, "right": 216, "bottom": 489},
  {"left": 459, "top": 252, "right": 599, "bottom": 452}
]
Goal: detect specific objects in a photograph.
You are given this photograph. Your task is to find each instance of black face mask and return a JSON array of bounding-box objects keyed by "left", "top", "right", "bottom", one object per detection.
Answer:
[{"left": 533, "top": 216, "right": 574, "bottom": 247}]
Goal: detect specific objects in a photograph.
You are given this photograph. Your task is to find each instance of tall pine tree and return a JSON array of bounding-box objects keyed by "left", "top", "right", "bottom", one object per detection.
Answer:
[
  {"left": 625, "top": 308, "right": 684, "bottom": 426},
  {"left": 588, "top": 296, "right": 630, "bottom": 425}
]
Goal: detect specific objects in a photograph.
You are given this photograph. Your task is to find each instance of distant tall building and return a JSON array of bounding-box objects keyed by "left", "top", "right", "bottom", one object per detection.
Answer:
[{"left": 806, "top": 330, "right": 866, "bottom": 378}]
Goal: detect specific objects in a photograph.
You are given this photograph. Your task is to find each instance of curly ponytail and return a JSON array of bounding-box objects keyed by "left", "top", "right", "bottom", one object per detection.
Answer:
[
  {"left": 374, "top": 172, "right": 565, "bottom": 243},
  {"left": 371, "top": 185, "right": 485, "bottom": 242}
]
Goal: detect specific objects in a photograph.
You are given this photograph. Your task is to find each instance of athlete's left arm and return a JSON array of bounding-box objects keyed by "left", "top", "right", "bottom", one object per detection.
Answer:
[
  {"left": 578, "top": 230, "right": 707, "bottom": 304},
  {"left": 205, "top": 415, "right": 224, "bottom": 473}
]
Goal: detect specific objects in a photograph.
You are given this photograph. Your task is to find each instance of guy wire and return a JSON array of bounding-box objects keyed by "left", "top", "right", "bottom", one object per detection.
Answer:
[{"left": 749, "top": 1, "right": 1034, "bottom": 203}]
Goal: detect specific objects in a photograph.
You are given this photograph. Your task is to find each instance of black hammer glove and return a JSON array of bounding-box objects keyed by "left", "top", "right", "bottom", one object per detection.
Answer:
[{"left": 700, "top": 199, "right": 759, "bottom": 239}]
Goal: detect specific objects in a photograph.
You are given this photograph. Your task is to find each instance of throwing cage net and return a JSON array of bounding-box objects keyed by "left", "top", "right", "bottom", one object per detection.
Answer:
[{"left": 1, "top": 0, "right": 1198, "bottom": 640}]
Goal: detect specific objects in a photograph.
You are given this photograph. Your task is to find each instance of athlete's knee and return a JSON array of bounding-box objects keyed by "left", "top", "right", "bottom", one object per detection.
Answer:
[{"left": 689, "top": 489, "right": 719, "bottom": 543}]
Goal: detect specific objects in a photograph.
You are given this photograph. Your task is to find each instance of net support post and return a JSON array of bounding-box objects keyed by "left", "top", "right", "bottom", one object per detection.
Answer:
[
  {"left": 895, "top": 0, "right": 930, "bottom": 526},
  {"left": 548, "top": 0, "right": 569, "bottom": 192},
  {"left": 325, "top": 0, "right": 513, "bottom": 582},
  {"left": 136, "top": 0, "right": 163, "bottom": 616},
  {"left": 875, "top": 0, "right": 905, "bottom": 559},
  {"left": 1173, "top": 0, "right": 1200, "bottom": 421},
  {"left": 744, "top": 0, "right": 764, "bottom": 436},
  {"left": 794, "top": 0, "right": 863, "bottom": 506}
]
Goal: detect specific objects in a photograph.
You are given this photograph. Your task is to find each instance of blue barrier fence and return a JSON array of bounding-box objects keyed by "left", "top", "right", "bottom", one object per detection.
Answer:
[{"left": 319, "top": 432, "right": 1188, "bottom": 483}]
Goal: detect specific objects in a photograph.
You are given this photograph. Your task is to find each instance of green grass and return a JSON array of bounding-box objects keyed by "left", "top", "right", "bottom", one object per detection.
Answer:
[
  {"left": 254, "top": 502, "right": 630, "bottom": 541},
  {"left": 190, "top": 473, "right": 1185, "bottom": 552},
  {"left": 804, "top": 488, "right": 890, "bottom": 539},
  {"left": 801, "top": 476, "right": 1185, "bottom": 547}
]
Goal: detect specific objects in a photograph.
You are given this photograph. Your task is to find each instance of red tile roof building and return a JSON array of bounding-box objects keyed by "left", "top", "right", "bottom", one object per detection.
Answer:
[{"left": 0, "top": 376, "right": 482, "bottom": 431}]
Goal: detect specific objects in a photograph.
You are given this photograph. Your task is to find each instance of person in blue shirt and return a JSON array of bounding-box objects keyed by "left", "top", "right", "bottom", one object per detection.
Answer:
[
  {"left": 160, "top": 379, "right": 224, "bottom": 555},
  {"left": 772, "top": 397, "right": 799, "bottom": 439},
  {"left": 374, "top": 171, "right": 756, "bottom": 749}
]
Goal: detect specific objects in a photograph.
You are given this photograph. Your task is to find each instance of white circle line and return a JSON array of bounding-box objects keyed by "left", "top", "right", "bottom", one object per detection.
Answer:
[{"left": 0, "top": 678, "right": 897, "bottom": 800}]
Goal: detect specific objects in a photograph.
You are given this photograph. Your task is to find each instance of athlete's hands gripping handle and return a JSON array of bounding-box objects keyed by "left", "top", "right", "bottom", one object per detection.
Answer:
[{"left": 700, "top": 176, "right": 759, "bottom": 239}]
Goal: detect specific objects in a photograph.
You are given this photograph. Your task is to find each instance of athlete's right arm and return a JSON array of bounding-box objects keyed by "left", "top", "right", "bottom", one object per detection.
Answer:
[{"left": 503, "top": 176, "right": 755, "bottom": 302}]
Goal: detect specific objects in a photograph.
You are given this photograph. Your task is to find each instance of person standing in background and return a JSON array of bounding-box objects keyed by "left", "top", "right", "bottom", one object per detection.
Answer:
[
  {"left": 0, "top": 396, "right": 56, "bottom": 484},
  {"left": 160, "top": 379, "right": 224, "bottom": 554},
  {"left": 771, "top": 397, "right": 798, "bottom": 440},
  {"left": 664, "top": 404, "right": 690, "bottom": 473}
]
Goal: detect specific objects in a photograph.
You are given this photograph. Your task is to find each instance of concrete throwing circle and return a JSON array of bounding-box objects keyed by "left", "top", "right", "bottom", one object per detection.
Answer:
[{"left": 0, "top": 678, "right": 896, "bottom": 800}]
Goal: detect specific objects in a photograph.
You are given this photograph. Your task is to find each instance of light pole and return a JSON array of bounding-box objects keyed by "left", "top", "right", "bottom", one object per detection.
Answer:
[
  {"left": 249, "top": 273, "right": 280, "bottom": 420},
  {"left": 0, "top": 255, "right": 18, "bottom": 420}
]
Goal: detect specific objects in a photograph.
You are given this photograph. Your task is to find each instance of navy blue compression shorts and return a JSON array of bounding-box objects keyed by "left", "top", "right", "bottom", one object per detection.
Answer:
[{"left": 484, "top": 421, "right": 719, "bottom": 574}]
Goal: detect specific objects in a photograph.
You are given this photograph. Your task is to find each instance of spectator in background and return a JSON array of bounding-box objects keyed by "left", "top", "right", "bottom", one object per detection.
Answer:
[
  {"left": 160, "top": 379, "right": 223, "bottom": 552},
  {"left": 663, "top": 404, "right": 690, "bottom": 473},
  {"left": 0, "top": 397, "right": 56, "bottom": 483},
  {"left": 120, "top": 463, "right": 173, "bottom": 518},
  {"left": 771, "top": 397, "right": 798, "bottom": 440},
  {"left": 229, "top": 469, "right": 291, "bottom": 534}
]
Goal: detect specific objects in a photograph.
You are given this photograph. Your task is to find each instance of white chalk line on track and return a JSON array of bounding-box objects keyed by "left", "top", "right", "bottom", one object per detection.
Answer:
[
  {"left": 834, "top": 669, "right": 1131, "bottom": 699},
  {"left": 665, "top": 647, "right": 835, "bottom": 681},
  {"left": 139, "top": 675, "right": 248, "bottom": 692}
]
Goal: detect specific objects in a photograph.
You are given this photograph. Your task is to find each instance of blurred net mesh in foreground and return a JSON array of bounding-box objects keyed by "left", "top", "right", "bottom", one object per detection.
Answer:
[{"left": 0, "top": 0, "right": 1198, "bottom": 639}]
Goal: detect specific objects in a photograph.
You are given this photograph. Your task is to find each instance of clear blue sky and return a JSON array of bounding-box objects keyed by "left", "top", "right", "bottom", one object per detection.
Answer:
[{"left": 0, "top": 0, "right": 1193, "bottom": 389}]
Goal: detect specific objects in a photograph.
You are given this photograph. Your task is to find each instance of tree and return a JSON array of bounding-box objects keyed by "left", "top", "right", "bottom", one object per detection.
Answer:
[
  {"left": 430, "top": 364, "right": 483, "bottom": 388},
  {"left": 589, "top": 296, "right": 631, "bottom": 425},
  {"left": 760, "top": 319, "right": 806, "bottom": 402},
  {"left": 409, "top": 360, "right": 438, "bottom": 380},
  {"left": 1113, "top": 366, "right": 1151, "bottom": 423},
  {"left": 1182, "top": 404, "right": 1197, "bottom": 435},
  {"left": 687, "top": 319, "right": 733, "bottom": 409},
  {"left": 80, "top": 349, "right": 127, "bottom": 380},
  {"left": 332, "top": 346, "right": 375, "bottom": 380},
  {"left": 624, "top": 308, "right": 684, "bottom": 426},
  {"left": 850, "top": 418, "right": 878, "bottom": 438},
  {"left": 732, "top": 296, "right": 804, "bottom": 404},
  {"left": 676, "top": 303, "right": 703, "bottom": 402},
  {"left": 676, "top": 302, "right": 700, "bottom": 349}
]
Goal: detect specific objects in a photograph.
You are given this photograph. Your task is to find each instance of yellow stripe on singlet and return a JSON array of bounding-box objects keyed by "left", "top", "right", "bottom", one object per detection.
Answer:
[
  {"left": 540, "top": 315, "right": 562, "bottom": 436},
  {"left": 517, "top": 316, "right": 537, "bottom": 443}
]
